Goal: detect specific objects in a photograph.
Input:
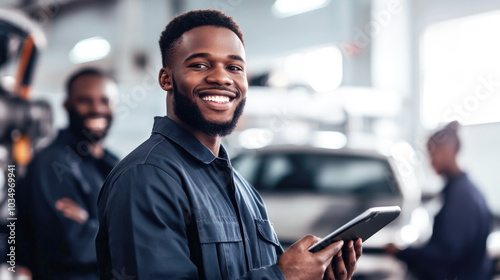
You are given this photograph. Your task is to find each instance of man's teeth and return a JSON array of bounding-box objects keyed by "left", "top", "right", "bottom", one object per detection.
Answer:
[
  {"left": 202, "top": 95, "right": 230, "bottom": 103},
  {"left": 85, "top": 117, "right": 107, "bottom": 129}
]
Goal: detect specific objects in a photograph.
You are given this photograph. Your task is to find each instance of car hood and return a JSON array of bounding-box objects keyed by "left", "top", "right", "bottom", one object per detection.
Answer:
[{"left": 261, "top": 192, "right": 405, "bottom": 248}]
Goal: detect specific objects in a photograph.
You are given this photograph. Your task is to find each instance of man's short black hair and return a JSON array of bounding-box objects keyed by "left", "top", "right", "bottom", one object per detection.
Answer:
[
  {"left": 159, "top": 9, "right": 244, "bottom": 67},
  {"left": 428, "top": 121, "right": 461, "bottom": 152},
  {"left": 65, "top": 67, "right": 113, "bottom": 98}
]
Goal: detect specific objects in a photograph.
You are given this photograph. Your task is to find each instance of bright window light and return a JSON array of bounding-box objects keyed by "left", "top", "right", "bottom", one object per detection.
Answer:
[
  {"left": 238, "top": 128, "right": 274, "bottom": 149},
  {"left": 283, "top": 46, "right": 343, "bottom": 92},
  {"left": 311, "top": 131, "right": 347, "bottom": 149},
  {"left": 272, "top": 0, "right": 330, "bottom": 18},
  {"left": 421, "top": 10, "right": 500, "bottom": 128},
  {"left": 304, "top": 47, "right": 343, "bottom": 92},
  {"left": 69, "top": 37, "right": 111, "bottom": 64}
]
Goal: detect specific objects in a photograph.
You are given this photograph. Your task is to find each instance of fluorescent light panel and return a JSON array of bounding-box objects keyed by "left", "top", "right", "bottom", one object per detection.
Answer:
[
  {"left": 272, "top": 0, "right": 330, "bottom": 18},
  {"left": 69, "top": 36, "right": 111, "bottom": 64}
]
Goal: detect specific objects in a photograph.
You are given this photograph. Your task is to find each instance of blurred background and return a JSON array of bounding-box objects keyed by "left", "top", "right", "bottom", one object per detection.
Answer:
[{"left": 1, "top": 0, "right": 500, "bottom": 279}]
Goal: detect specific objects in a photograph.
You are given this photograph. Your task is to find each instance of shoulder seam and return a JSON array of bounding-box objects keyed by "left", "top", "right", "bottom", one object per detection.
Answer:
[{"left": 141, "top": 136, "right": 167, "bottom": 164}]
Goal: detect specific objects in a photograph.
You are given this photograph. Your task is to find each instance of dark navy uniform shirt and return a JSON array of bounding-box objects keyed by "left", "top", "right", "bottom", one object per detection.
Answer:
[
  {"left": 18, "top": 129, "right": 118, "bottom": 280},
  {"left": 397, "top": 172, "right": 493, "bottom": 280},
  {"left": 96, "top": 116, "right": 285, "bottom": 280}
]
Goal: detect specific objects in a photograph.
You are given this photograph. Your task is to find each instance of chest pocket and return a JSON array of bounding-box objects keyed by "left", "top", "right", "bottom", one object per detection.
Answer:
[
  {"left": 255, "top": 219, "right": 281, "bottom": 266},
  {"left": 197, "top": 217, "right": 245, "bottom": 280}
]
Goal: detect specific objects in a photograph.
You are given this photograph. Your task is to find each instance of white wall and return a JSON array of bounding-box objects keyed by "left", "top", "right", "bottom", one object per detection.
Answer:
[
  {"left": 411, "top": 0, "right": 500, "bottom": 215},
  {"left": 460, "top": 123, "right": 500, "bottom": 215}
]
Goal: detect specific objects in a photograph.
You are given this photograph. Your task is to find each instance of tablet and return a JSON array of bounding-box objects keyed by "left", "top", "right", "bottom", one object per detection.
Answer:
[{"left": 308, "top": 206, "right": 401, "bottom": 253}]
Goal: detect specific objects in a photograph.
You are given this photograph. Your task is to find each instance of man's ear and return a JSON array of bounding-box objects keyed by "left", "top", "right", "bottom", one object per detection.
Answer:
[
  {"left": 159, "top": 67, "right": 173, "bottom": 91},
  {"left": 63, "top": 99, "right": 70, "bottom": 112}
]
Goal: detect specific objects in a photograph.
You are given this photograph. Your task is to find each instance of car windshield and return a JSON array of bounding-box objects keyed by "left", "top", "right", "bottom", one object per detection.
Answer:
[{"left": 233, "top": 151, "right": 398, "bottom": 195}]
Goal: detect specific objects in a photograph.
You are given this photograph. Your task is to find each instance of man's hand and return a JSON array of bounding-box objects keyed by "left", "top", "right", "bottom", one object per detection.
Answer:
[
  {"left": 323, "top": 238, "right": 362, "bottom": 280},
  {"left": 277, "top": 235, "right": 344, "bottom": 280},
  {"left": 55, "top": 198, "right": 88, "bottom": 224},
  {"left": 384, "top": 243, "right": 399, "bottom": 255},
  {"left": 17, "top": 265, "right": 32, "bottom": 280}
]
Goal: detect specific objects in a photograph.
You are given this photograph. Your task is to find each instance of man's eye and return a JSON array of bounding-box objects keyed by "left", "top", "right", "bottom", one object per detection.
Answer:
[
  {"left": 190, "top": 63, "right": 208, "bottom": 69},
  {"left": 77, "top": 98, "right": 92, "bottom": 105},
  {"left": 228, "top": 65, "right": 243, "bottom": 71}
]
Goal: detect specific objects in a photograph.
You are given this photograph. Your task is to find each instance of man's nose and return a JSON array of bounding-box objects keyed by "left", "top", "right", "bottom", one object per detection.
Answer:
[
  {"left": 89, "top": 99, "right": 109, "bottom": 114},
  {"left": 206, "top": 65, "right": 233, "bottom": 86}
]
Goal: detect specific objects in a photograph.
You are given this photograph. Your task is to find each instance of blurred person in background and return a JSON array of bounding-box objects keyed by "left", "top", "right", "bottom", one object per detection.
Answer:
[
  {"left": 96, "top": 9, "right": 361, "bottom": 280},
  {"left": 386, "top": 121, "right": 493, "bottom": 280},
  {"left": 18, "top": 68, "right": 119, "bottom": 280}
]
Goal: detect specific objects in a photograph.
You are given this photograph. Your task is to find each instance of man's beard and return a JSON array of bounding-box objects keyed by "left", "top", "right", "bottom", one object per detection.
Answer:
[
  {"left": 172, "top": 77, "right": 245, "bottom": 137},
  {"left": 67, "top": 108, "right": 113, "bottom": 143}
]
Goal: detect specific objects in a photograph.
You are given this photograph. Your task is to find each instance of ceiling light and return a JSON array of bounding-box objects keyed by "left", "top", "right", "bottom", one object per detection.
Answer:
[
  {"left": 69, "top": 37, "right": 111, "bottom": 64},
  {"left": 272, "top": 0, "right": 330, "bottom": 18}
]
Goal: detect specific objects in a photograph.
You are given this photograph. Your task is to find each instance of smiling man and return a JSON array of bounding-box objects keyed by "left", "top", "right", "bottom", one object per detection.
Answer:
[
  {"left": 18, "top": 68, "right": 119, "bottom": 279},
  {"left": 96, "top": 10, "right": 361, "bottom": 280},
  {"left": 165, "top": 24, "right": 247, "bottom": 147}
]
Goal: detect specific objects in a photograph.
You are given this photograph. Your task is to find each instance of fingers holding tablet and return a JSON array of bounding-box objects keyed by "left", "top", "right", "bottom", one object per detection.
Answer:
[
  {"left": 277, "top": 235, "right": 344, "bottom": 280},
  {"left": 323, "top": 238, "right": 362, "bottom": 280}
]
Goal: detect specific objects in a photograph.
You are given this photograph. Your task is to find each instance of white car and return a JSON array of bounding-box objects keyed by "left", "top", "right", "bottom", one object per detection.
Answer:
[{"left": 232, "top": 145, "right": 432, "bottom": 279}]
